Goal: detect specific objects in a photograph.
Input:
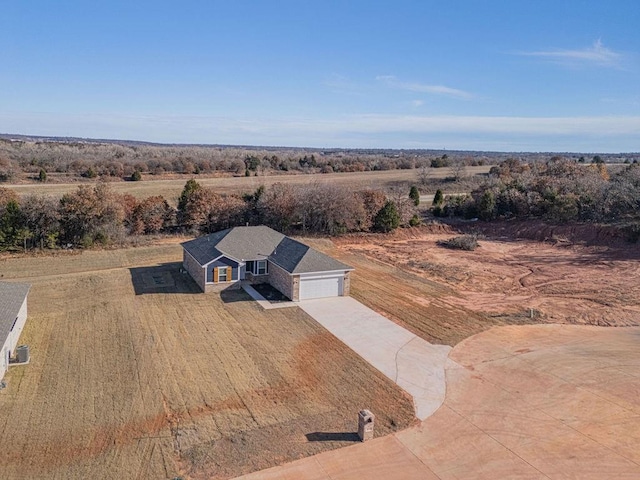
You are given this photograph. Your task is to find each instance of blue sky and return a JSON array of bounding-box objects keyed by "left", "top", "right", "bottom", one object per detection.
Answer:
[{"left": 1, "top": 1, "right": 638, "bottom": 152}]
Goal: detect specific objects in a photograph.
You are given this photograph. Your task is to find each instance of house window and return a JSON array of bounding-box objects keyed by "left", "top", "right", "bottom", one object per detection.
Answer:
[
  {"left": 257, "top": 260, "right": 267, "bottom": 275},
  {"left": 218, "top": 267, "right": 228, "bottom": 282}
]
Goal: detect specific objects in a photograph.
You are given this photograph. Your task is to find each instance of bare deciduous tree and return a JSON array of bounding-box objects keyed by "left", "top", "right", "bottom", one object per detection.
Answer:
[
  {"left": 449, "top": 158, "right": 467, "bottom": 183},
  {"left": 129, "top": 196, "right": 175, "bottom": 235},
  {"left": 21, "top": 194, "right": 60, "bottom": 248},
  {"left": 257, "top": 183, "right": 299, "bottom": 233},
  {"left": 417, "top": 165, "right": 432, "bottom": 185},
  {"left": 388, "top": 186, "right": 418, "bottom": 226}
]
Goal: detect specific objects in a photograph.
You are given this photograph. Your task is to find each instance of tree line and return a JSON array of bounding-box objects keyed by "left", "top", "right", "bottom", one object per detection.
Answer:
[
  {"left": 432, "top": 158, "right": 640, "bottom": 232},
  {"left": 0, "top": 180, "right": 420, "bottom": 251},
  {"left": 0, "top": 138, "right": 514, "bottom": 182}
]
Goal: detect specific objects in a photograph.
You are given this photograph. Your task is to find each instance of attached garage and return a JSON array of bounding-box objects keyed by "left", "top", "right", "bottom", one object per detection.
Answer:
[
  {"left": 181, "top": 226, "right": 353, "bottom": 300},
  {"left": 299, "top": 273, "right": 345, "bottom": 300}
]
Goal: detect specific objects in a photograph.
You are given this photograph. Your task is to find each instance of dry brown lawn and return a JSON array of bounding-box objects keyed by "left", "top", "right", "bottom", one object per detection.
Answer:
[
  {"left": 5, "top": 166, "right": 491, "bottom": 202},
  {"left": 0, "top": 244, "right": 415, "bottom": 479}
]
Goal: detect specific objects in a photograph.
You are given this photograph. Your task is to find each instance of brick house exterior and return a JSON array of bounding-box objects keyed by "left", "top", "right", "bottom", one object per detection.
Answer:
[{"left": 181, "top": 226, "right": 353, "bottom": 301}]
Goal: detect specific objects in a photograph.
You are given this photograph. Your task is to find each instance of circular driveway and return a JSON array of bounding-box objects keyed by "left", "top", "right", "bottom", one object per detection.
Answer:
[{"left": 238, "top": 324, "right": 640, "bottom": 479}]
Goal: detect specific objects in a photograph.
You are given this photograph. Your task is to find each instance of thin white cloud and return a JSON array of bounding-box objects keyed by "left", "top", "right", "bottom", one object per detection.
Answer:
[
  {"left": 376, "top": 75, "right": 473, "bottom": 99},
  {"left": 323, "top": 73, "right": 363, "bottom": 94},
  {"left": 1, "top": 112, "right": 638, "bottom": 152},
  {"left": 600, "top": 95, "right": 640, "bottom": 106},
  {"left": 517, "top": 40, "right": 623, "bottom": 67},
  {"left": 337, "top": 114, "right": 640, "bottom": 136}
]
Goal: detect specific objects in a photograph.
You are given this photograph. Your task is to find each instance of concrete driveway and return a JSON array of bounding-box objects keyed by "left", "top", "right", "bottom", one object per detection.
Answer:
[
  {"left": 298, "top": 296, "right": 451, "bottom": 420},
  {"left": 238, "top": 324, "right": 640, "bottom": 480}
]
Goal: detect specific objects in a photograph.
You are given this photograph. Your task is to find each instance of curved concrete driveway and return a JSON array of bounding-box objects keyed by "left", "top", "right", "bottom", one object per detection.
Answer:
[
  {"left": 298, "top": 296, "right": 452, "bottom": 420},
  {"left": 238, "top": 324, "right": 640, "bottom": 480}
]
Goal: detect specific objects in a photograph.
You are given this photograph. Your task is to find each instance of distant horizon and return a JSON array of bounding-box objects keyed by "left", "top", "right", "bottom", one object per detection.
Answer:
[{"left": 1, "top": 131, "right": 637, "bottom": 157}]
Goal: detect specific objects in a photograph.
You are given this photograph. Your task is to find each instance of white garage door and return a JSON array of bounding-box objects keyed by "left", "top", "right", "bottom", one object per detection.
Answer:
[{"left": 299, "top": 274, "right": 343, "bottom": 300}]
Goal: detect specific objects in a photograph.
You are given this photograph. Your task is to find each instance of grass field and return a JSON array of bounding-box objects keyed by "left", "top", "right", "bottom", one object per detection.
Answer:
[
  {"left": 5, "top": 166, "right": 491, "bottom": 202},
  {"left": 0, "top": 244, "right": 415, "bottom": 479}
]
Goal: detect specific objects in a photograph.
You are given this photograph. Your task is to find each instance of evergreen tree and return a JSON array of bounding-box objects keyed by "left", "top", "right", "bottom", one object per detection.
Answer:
[
  {"left": 478, "top": 190, "right": 496, "bottom": 220},
  {"left": 374, "top": 200, "right": 400, "bottom": 233},
  {"left": 178, "top": 179, "right": 201, "bottom": 213},
  {"left": 177, "top": 179, "right": 203, "bottom": 230},
  {"left": 0, "top": 200, "right": 29, "bottom": 250},
  {"left": 432, "top": 189, "right": 444, "bottom": 207},
  {"left": 409, "top": 185, "right": 420, "bottom": 206}
]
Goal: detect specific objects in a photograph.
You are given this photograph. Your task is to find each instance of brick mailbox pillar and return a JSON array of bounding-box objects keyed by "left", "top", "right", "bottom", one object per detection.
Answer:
[{"left": 357, "top": 409, "right": 375, "bottom": 442}]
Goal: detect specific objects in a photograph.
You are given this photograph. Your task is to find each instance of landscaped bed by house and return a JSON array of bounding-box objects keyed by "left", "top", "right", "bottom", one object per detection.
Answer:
[{"left": 251, "top": 282, "right": 290, "bottom": 303}]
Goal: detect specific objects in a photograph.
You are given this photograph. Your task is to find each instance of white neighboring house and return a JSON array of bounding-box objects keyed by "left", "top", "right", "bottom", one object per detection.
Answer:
[{"left": 0, "top": 282, "right": 30, "bottom": 379}]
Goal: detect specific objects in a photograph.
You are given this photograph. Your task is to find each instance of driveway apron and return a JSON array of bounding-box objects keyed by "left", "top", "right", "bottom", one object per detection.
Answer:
[{"left": 298, "top": 296, "right": 451, "bottom": 420}]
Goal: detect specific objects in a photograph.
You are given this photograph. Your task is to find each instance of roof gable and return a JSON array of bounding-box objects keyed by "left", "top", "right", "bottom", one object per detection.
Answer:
[
  {"left": 181, "top": 226, "right": 285, "bottom": 265},
  {"left": 181, "top": 229, "right": 230, "bottom": 265},
  {"left": 269, "top": 237, "right": 352, "bottom": 274},
  {"left": 181, "top": 226, "right": 353, "bottom": 274},
  {"left": 0, "top": 282, "right": 30, "bottom": 344},
  {"left": 216, "top": 226, "right": 285, "bottom": 261}
]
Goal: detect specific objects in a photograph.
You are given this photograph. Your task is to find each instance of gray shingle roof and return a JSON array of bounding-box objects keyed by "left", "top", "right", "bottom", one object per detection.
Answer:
[
  {"left": 181, "top": 226, "right": 353, "bottom": 274},
  {"left": 269, "top": 237, "right": 353, "bottom": 274},
  {"left": 0, "top": 282, "right": 30, "bottom": 346},
  {"left": 182, "top": 226, "right": 285, "bottom": 264},
  {"left": 181, "top": 229, "right": 229, "bottom": 265}
]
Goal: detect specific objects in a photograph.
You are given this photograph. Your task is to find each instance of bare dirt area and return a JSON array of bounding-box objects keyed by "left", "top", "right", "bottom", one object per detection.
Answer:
[
  {"left": 303, "top": 224, "right": 640, "bottom": 346},
  {"left": 0, "top": 245, "right": 414, "bottom": 479}
]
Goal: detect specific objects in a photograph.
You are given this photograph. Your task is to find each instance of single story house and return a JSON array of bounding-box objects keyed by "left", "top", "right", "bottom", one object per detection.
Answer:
[
  {"left": 181, "top": 226, "right": 353, "bottom": 301},
  {"left": 0, "top": 282, "right": 30, "bottom": 379}
]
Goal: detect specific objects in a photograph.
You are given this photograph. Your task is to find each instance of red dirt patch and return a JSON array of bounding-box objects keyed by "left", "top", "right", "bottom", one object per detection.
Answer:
[{"left": 324, "top": 224, "right": 640, "bottom": 344}]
